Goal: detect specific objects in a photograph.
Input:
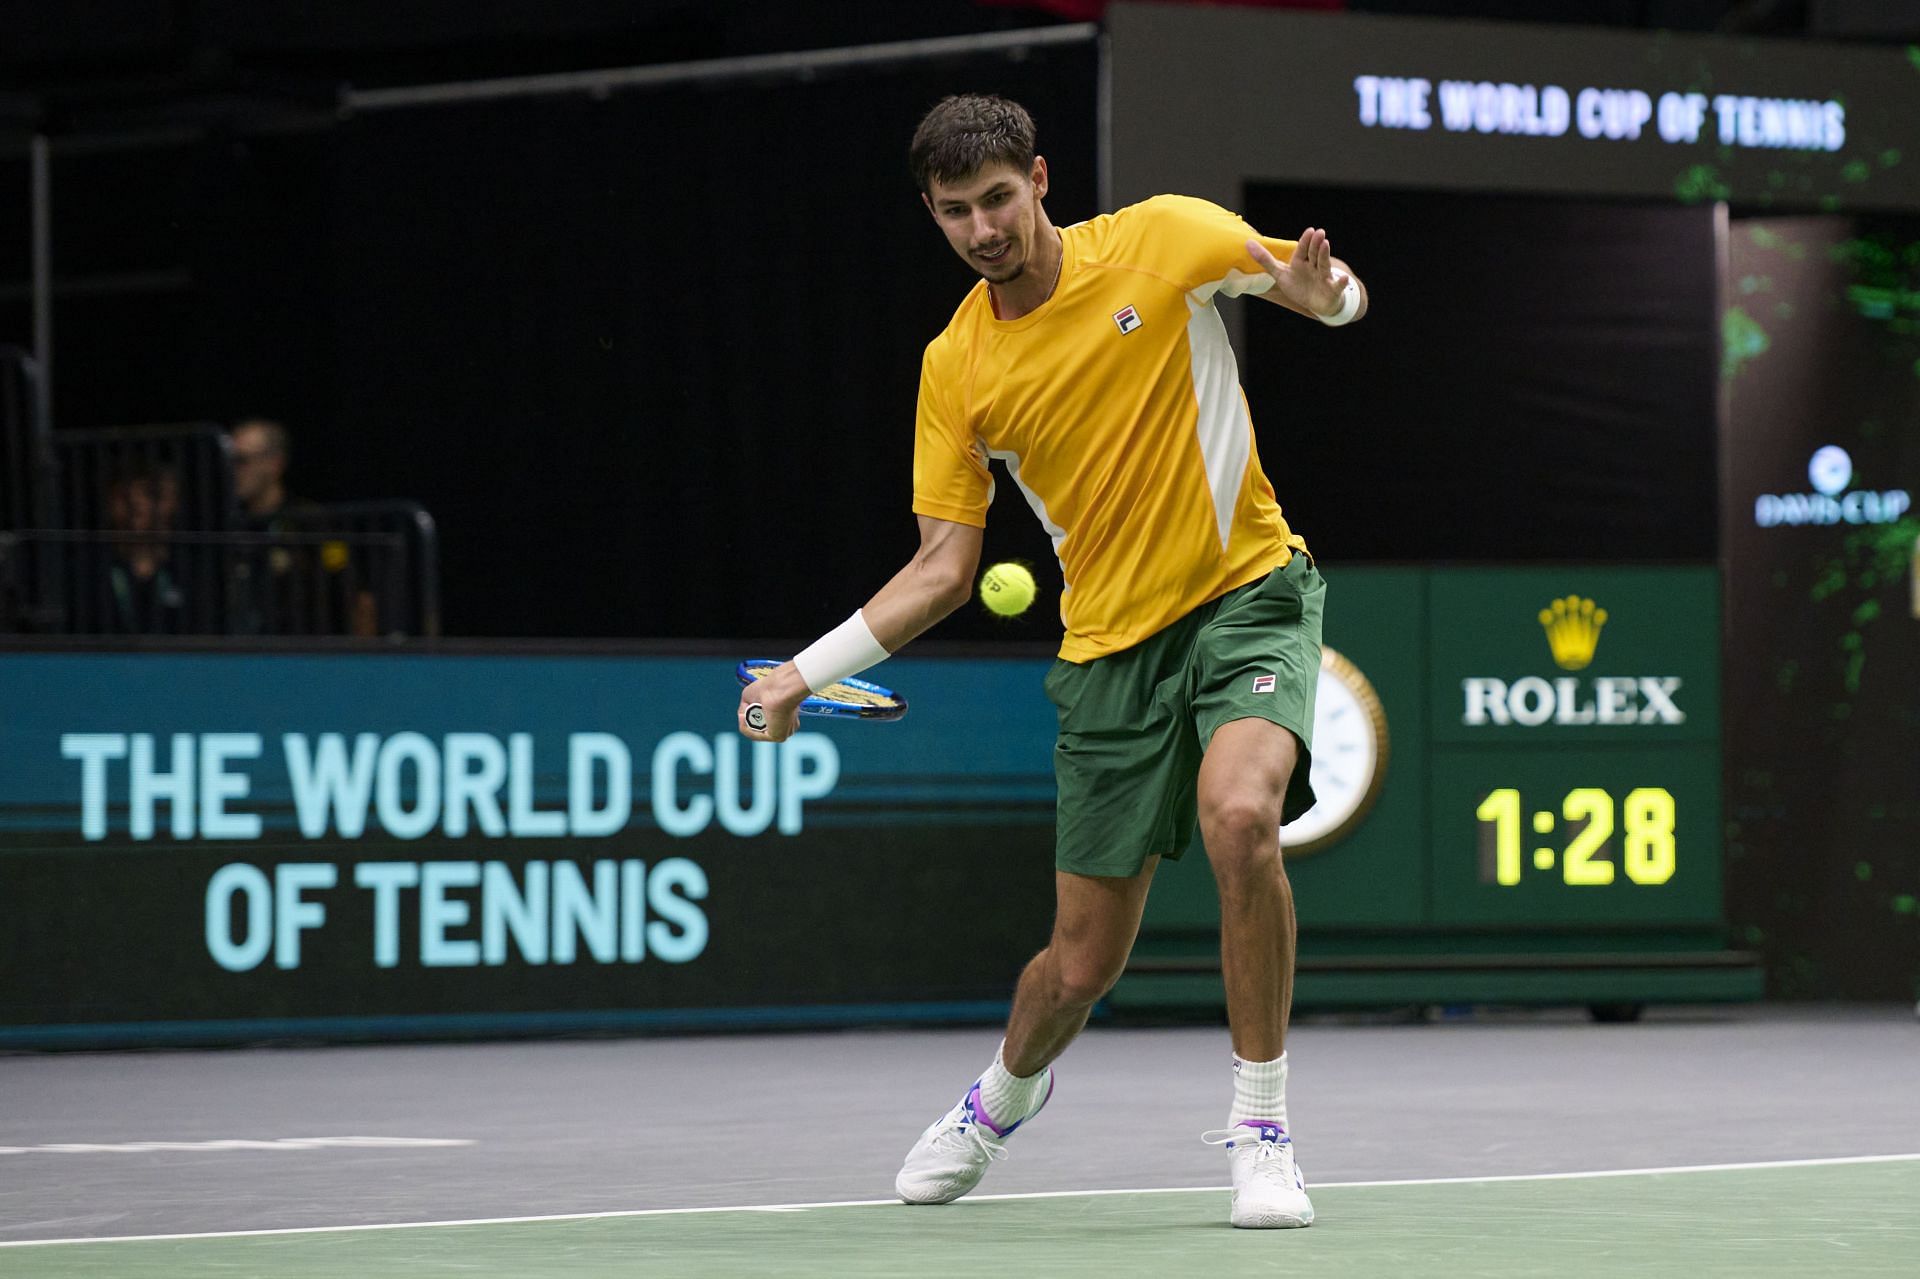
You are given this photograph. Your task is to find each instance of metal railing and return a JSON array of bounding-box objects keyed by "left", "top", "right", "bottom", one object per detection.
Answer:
[
  {"left": 269, "top": 501, "right": 441, "bottom": 637},
  {"left": 0, "top": 346, "right": 56, "bottom": 532},
  {"left": 48, "top": 422, "right": 238, "bottom": 533},
  {"left": 0, "top": 394, "right": 442, "bottom": 637},
  {"left": 0, "top": 525, "right": 432, "bottom": 638}
]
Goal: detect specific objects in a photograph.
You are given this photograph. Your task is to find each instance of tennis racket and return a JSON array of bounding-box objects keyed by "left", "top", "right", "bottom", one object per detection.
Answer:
[{"left": 736, "top": 658, "right": 908, "bottom": 727}]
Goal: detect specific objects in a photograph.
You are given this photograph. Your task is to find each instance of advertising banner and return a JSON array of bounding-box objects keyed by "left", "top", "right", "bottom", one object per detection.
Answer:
[
  {"left": 1111, "top": 3, "right": 1920, "bottom": 212},
  {"left": 0, "top": 654, "right": 1059, "bottom": 1043},
  {"left": 1427, "top": 567, "right": 1722, "bottom": 927}
]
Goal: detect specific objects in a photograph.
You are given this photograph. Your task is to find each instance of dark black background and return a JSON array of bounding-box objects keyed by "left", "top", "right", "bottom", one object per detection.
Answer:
[
  {"left": 1242, "top": 185, "right": 1720, "bottom": 565},
  {"left": 1, "top": 45, "right": 1095, "bottom": 641}
]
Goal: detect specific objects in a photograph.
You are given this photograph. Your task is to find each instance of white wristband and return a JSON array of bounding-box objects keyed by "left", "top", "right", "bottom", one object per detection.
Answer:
[
  {"left": 793, "top": 609, "right": 890, "bottom": 692},
  {"left": 1316, "top": 273, "right": 1360, "bottom": 327}
]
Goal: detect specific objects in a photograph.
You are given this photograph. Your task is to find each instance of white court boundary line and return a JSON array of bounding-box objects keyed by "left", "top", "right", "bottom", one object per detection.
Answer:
[{"left": 4, "top": 1152, "right": 1917, "bottom": 1249}]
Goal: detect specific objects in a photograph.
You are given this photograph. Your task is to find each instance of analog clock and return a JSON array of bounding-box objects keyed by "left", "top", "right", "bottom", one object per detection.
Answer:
[{"left": 1280, "top": 646, "right": 1389, "bottom": 856}]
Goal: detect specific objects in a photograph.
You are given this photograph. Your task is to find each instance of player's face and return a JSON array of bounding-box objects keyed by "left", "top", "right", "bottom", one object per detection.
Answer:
[{"left": 923, "top": 158, "right": 1049, "bottom": 285}]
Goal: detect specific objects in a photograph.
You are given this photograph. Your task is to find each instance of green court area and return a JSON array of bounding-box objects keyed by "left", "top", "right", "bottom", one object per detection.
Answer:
[{"left": 10, "top": 1157, "right": 1917, "bottom": 1278}]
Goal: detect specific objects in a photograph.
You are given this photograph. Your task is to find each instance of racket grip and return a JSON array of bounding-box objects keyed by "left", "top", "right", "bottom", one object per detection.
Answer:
[{"left": 744, "top": 703, "right": 767, "bottom": 732}]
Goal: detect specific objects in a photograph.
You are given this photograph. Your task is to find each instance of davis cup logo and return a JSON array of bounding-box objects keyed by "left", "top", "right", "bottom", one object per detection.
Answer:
[
  {"left": 1754, "top": 445, "right": 1910, "bottom": 527},
  {"left": 1808, "top": 445, "right": 1851, "bottom": 496}
]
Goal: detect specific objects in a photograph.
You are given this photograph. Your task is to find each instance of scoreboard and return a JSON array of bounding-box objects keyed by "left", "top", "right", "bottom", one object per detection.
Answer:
[
  {"left": 1125, "top": 565, "right": 1755, "bottom": 1016},
  {"left": 1427, "top": 568, "right": 1722, "bottom": 928}
]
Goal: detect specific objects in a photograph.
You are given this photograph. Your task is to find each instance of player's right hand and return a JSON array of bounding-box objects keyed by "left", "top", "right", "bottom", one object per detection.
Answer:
[{"left": 738, "top": 661, "right": 806, "bottom": 743}]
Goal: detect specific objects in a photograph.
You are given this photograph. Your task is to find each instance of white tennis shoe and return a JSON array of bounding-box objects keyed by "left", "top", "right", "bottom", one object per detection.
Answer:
[
  {"left": 1202, "top": 1121, "right": 1315, "bottom": 1228},
  {"left": 895, "top": 1073, "right": 1052, "bottom": 1205}
]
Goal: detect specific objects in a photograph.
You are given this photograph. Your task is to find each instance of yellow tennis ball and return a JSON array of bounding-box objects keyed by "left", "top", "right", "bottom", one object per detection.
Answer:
[{"left": 979, "top": 562, "right": 1037, "bottom": 617}]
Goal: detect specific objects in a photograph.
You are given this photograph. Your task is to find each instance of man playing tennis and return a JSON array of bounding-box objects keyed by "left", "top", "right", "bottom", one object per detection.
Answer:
[{"left": 736, "top": 93, "right": 1365, "bottom": 1229}]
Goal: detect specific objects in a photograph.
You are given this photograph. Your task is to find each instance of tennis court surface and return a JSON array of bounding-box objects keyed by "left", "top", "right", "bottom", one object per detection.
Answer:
[{"left": 5, "top": 1007, "right": 1915, "bottom": 1276}]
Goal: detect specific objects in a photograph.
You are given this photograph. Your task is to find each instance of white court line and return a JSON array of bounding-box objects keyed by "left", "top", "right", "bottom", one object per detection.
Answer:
[
  {"left": 4, "top": 1152, "right": 1917, "bottom": 1249},
  {"left": 0, "top": 1137, "right": 475, "bottom": 1155}
]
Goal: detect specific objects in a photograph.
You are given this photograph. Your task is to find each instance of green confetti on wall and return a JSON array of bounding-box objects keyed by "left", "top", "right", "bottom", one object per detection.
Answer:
[
  {"left": 1810, "top": 561, "right": 1845, "bottom": 601},
  {"left": 1675, "top": 164, "right": 1730, "bottom": 203},
  {"left": 1842, "top": 160, "right": 1870, "bottom": 183},
  {"left": 1855, "top": 862, "right": 1874, "bottom": 881},
  {"left": 1909, "top": 45, "right": 1920, "bottom": 73},
  {"left": 1883, "top": 148, "right": 1903, "bottom": 167},
  {"left": 1896, "top": 894, "right": 1917, "bottom": 915},
  {"left": 1722, "top": 306, "right": 1769, "bottom": 380}
]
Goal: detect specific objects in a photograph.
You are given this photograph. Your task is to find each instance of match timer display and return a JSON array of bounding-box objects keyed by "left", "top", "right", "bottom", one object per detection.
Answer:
[
  {"left": 1476, "top": 786, "right": 1675, "bottom": 887},
  {"left": 1426, "top": 569, "right": 1722, "bottom": 928}
]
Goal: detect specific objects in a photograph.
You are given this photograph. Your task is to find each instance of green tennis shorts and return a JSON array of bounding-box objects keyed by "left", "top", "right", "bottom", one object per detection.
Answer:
[{"left": 1043, "top": 553, "right": 1326, "bottom": 878}]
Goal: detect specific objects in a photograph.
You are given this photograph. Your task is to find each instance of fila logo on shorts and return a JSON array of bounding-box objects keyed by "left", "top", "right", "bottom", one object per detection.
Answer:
[
  {"left": 1251, "top": 674, "right": 1277, "bottom": 694},
  {"left": 1112, "top": 305, "right": 1142, "bottom": 334}
]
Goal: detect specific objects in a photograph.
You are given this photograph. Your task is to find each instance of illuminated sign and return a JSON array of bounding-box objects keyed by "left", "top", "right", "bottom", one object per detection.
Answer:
[
  {"left": 58, "top": 730, "right": 840, "bottom": 842},
  {"left": 1353, "top": 75, "right": 1845, "bottom": 151},
  {"left": 1754, "top": 445, "right": 1911, "bottom": 527},
  {"left": 1422, "top": 568, "right": 1721, "bottom": 928},
  {"left": 0, "top": 654, "right": 1062, "bottom": 1042},
  {"left": 1461, "top": 597, "right": 1684, "bottom": 727},
  {"left": 1475, "top": 786, "right": 1676, "bottom": 888}
]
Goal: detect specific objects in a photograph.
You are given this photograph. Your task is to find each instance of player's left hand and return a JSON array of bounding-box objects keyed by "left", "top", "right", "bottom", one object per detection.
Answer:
[{"left": 1248, "top": 229, "right": 1347, "bottom": 318}]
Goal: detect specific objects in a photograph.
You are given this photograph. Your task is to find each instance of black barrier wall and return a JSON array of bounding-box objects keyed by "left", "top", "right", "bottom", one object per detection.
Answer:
[{"left": 1721, "top": 214, "right": 1920, "bottom": 999}]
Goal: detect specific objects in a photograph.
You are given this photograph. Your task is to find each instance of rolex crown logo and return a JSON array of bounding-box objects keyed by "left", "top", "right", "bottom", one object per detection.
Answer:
[{"left": 1538, "top": 595, "right": 1608, "bottom": 671}]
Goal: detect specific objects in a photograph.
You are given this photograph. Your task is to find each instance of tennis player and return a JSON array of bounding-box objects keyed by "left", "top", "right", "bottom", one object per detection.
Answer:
[{"left": 737, "top": 93, "right": 1366, "bottom": 1229}]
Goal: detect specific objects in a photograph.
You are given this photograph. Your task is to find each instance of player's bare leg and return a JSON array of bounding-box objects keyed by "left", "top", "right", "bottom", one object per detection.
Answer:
[
  {"left": 896, "top": 861, "right": 1156, "bottom": 1204},
  {"left": 1199, "top": 718, "right": 1298, "bottom": 1059},
  {"left": 1002, "top": 862, "right": 1158, "bottom": 1075},
  {"left": 1196, "top": 716, "right": 1314, "bottom": 1227}
]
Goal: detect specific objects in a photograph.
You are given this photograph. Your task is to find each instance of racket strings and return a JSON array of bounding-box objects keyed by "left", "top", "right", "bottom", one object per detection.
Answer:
[{"left": 817, "top": 681, "right": 900, "bottom": 708}]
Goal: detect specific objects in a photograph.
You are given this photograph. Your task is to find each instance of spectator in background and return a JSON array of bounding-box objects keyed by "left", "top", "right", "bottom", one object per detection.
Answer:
[
  {"left": 229, "top": 418, "right": 315, "bottom": 533},
  {"left": 98, "top": 458, "right": 187, "bottom": 634},
  {"left": 226, "top": 417, "right": 376, "bottom": 635}
]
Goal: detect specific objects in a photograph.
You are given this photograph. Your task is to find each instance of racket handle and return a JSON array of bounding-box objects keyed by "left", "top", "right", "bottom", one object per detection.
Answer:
[{"left": 744, "top": 703, "right": 767, "bottom": 732}]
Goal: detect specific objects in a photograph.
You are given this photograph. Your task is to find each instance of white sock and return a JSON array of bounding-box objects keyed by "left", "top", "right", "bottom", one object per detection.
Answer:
[
  {"left": 977, "top": 1041, "right": 1050, "bottom": 1131},
  {"left": 1229, "top": 1051, "right": 1289, "bottom": 1130}
]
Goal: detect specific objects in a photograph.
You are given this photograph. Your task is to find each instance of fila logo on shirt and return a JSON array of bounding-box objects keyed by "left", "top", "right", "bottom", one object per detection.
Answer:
[
  {"left": 1112, "top": 305, "right": 1142, "bottom": 335},
  {"left": 1251, "top": 674, "right": 1277, "bottom": 694}
]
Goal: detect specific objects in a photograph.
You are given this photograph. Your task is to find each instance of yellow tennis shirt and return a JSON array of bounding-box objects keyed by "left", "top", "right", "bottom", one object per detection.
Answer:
[{"left": 914, "top": 194, "right": 1310, "bottom": 663}]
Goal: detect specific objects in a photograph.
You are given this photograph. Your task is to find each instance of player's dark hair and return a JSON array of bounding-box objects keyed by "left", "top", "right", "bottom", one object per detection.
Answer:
[{"left": 909, "top": 94, "right": 1037, "bottom": 194}]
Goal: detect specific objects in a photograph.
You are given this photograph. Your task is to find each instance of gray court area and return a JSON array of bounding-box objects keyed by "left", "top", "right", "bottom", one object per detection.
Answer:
[{"left": 2, "top": 1006, "right": 1916, "bottom": 1272}]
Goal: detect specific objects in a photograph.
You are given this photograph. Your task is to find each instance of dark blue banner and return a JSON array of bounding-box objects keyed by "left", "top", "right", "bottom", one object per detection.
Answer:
[{"left": 0, "top": 653, "right": 1059, "bottom": 1045}]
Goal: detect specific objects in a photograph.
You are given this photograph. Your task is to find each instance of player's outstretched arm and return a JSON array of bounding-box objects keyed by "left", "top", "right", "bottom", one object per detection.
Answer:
[
  {"left": 861, "top": 515, "right": 985, "bottom": 648},
  {"left": 738, "top": 516, "right": 983, "bottom": 742},
  {"left": 1247, "top": 228, "right": 1368, "bottom": 325}
]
